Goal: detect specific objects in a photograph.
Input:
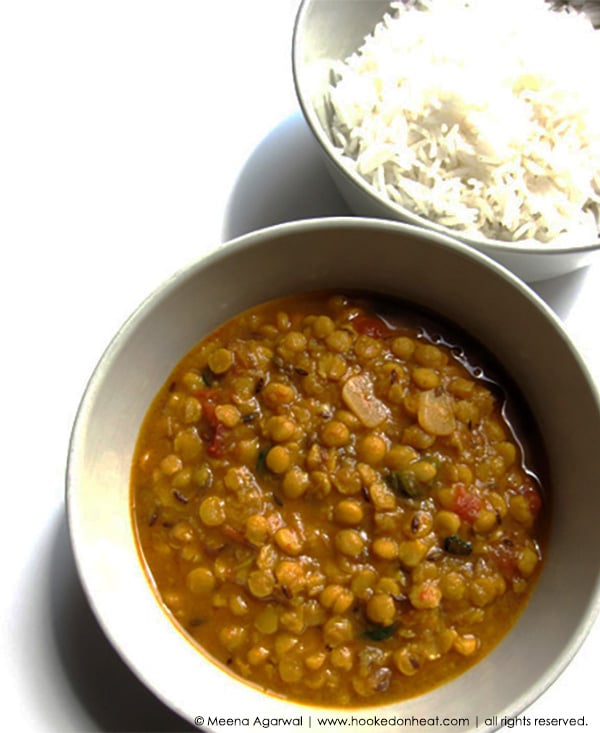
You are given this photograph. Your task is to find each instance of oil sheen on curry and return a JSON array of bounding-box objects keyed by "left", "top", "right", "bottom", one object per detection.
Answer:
[{"left": 131, "top": 292, "right": 547, "bottom": 707}]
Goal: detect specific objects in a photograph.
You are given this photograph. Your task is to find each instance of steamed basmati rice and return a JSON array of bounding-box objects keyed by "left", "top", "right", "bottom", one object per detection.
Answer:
[{"left": 327, "top": 0, "right": 600, "bottom": 245}]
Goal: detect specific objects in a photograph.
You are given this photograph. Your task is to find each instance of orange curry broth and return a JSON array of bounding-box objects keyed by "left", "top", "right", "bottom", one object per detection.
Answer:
[{"left": 131, "top": 291, "right": 548, "bottom": 707}]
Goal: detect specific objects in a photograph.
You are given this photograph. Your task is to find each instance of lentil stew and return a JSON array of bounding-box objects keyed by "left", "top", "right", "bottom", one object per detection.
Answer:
[{"left": 131, "top": 292, "right": 547, "bottom": 706}]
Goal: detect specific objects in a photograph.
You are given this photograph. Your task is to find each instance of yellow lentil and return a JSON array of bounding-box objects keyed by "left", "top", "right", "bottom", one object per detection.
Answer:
[
  {"left": 248, "top": 570, "right": 276, "bottom": 598},
  {"left": 274, "top": 527, "right": 303, "bottom": 556},
  {"left": 334, "top": 499, "right": 364, "bottom": 525},
  {"left": 320, "top": 585, "right": 355, "bottom": 614},
  {"left": 412, "top": 367, "right": 440, "bottom": 390},
  {"left": 199, "top": 496, "right": 226, "bottom": 526},
  {"left": 366, "top": 593, "right": 396, "bottom": 626},
  {"left": 266, "top": 415, "right": 296, "bottom": 442},
  {"left": 391, "top": 336, "right": 415, "bottom": 360},
  {"left": 186, "top": 567, "right": 216, "bottom": 595},
  {"left": 266, "top": 445, "right": 291, "bottom": 474},
  {"left": 208, "top": 347, "right": 234, "bottom": 374},
  {"left": 356, "top": 434, "right": 387, "bottom": 464},
  {"left": 214, "top": 404, "right": 241, "bottom": 428},
  {"left": 372, "top": 537, "right": 400, "bottom": 560},
  {"left": 335, "top": 529, "right": 365, "bottom": 557},
  {"left": 321, "top": 420, "right": 350, "bottom": 447},
  {"left": 281, "top": 466, "right": 310, "bottom": 499}
]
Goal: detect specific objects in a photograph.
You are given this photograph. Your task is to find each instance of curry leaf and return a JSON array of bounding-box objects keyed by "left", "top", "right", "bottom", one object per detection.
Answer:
[
  {"left": 362, "top": 624, "right": 397, "bottom": 642},
  {"left": 443, "top": 535, "right": 473, "bottom": 556}
]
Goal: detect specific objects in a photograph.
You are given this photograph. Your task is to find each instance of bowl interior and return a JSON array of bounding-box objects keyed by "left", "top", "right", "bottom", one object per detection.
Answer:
[
  {"left": 67, "top": 219, "right": 600, "bottom": 730},
  {"left": 292, "top": 0, "right": 600, "bottom": 282}
]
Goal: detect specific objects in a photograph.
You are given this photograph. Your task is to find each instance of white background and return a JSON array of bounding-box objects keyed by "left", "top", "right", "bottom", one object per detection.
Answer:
[{"left": 1, "top": 1, "right": 599, "bottom": 731}]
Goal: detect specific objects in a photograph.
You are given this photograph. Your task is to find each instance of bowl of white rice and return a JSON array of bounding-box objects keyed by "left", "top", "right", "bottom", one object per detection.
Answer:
[{"left": 292, "top": 0, "right": 600, "bottom": 282}]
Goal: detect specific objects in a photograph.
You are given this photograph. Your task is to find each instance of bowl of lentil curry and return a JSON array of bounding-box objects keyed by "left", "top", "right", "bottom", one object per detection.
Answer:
[
  {"left": 133, "top": 291, "right": 547, "bottom": 707},
  {"left": 67, "top": 217, "right": 600, "bottom": 731}
]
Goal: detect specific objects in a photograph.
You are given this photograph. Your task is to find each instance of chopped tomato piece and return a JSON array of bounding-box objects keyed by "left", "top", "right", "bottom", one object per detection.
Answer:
[
  {"left": 451, "top": 483, "right": 482, "bottom": 523},
  {"left": 520, "top": 477, "right": 542, "bottom": 518},
  {"left": 201, "top": 400, "right": 217, "bottom": 424},
  {"left": 490, "top": 538, "right": 519, "bottom": 579},
  {"left": 196, "top": 387, "right": 219, "bottom": 399},
  {"left": 352, "top": 314, "right": 394, "bottom": 339},
  {"left": 207, "top": 422, "right": 227, "bottom": 457},
  {"left": 196, "top": 389, "right": 228, "bottom": 457}
]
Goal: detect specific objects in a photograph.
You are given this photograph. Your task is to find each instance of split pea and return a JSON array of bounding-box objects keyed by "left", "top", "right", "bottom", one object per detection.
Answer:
[
  {"left": 372, "top": 537, "right": 399, "bottom": 560},
  {"left": 186, "top": 567, "right": 215, "bottom": 595},
  {"left": 208, "top": 347, "right": 233, "bottom": 374},
  {"left": 282, "top": 466, "right": 310, "bottom": 499},
  {"left": 199, "top": 495, "right": 226, "bottom": 526},
  {"left": 335, "top": 529, "right": 365, "bottom": 557},
  {"left": 321, "top": 420, "right": 350, "bottom": 447},
  {"left": 366, "top": 593, "right": 396, "bottom": 626},
  {"left": 266, "top": 445, "right": 291, "bottom": 474},
  {"left": 334, "top": 499, "right": 364, "bottom": 526},
  {"left": 356, "top": 434, "right": 387, "bottom": 464}
]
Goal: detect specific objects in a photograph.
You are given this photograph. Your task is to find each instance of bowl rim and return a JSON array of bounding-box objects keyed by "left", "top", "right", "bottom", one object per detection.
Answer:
[
  {"left": 291, "top": 0, "right": 600, "bottom": 258},
  {"left": 65, "top": 215, "right": 600, "bottom": 730}
]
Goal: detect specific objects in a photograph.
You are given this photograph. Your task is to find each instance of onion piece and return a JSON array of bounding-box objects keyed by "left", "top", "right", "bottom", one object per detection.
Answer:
[
  {"left": 342, "top": 374, "right": 390, "bottom": 428},
  {"left": 418, "top": 389, "right": 456, "bottom": 436}
]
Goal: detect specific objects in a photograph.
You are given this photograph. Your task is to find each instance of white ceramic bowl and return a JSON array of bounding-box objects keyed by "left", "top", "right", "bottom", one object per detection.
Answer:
[
  {"left": 292, "top": 0, "right": 600, "bottom": 283},
  {"left": 67, "top": 218, "right": 600, "bottom": 732}
]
